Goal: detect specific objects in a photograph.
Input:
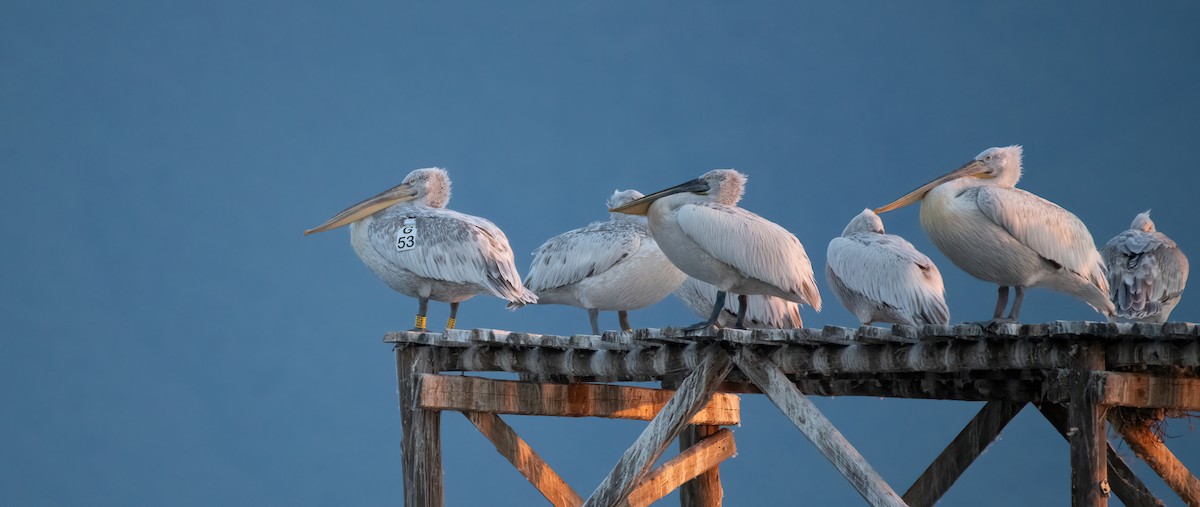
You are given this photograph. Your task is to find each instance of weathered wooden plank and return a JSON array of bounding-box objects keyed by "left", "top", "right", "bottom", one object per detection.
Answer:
[
  {"left": 678, "top": 425, "right": 724, "bottom": 507},
  {"left": 1100, "top": 372, "right": 1200, "bottom": 411},
  {"left": 463, "top": 412, "right": 583, "bottom": 507},
  {"left": 1069, "top": 343, "right": 1109, "bottom": 507},
  {"left": 734, "top": 348, "right": 905, "bottom": 507},
  {"left": 1036, "top": 403, "right": 1163, "bottom": 507},
  {"left": 902, "top": 401, "right": 1025, "bottom": 507},
  {"left": 585, "top": 348, "right": 733, "bottom": 507},
  {"left": 1110, "top": 409, "right": 1200, "bottom": 507},
  {"left": 718, "top": 375, "right": 1053, "bottom": 403},
  {"left": 621, "top": 428, "right": 736, "bottom": 507},
  {"left": 396, "top": 345, "right": 444, "bottom": 507},
  {"left": 416, "top": 374, "right": 740, "bottom": 426}
]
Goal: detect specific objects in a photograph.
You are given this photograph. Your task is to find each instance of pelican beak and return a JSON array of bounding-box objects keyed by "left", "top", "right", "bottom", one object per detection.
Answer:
[
  {"left": 304, "top": 183, "right": 418, "bottom": 235},
  {"left": 609, "top": 178, "right": 709, "bottom": 215},
  {"left": 874, "top": 160, "right": 987, "bottom": 213}
]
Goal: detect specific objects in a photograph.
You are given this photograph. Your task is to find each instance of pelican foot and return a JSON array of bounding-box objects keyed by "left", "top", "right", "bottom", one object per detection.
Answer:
[
  {"left": 409, "top": 327, "right": 427, "bottom": 333},
  {"left": 681, "top": 321, "right": 719, "bottom": 332},
  {"left": 971, "top": 318, "right": 1020, "bottom": 328}
]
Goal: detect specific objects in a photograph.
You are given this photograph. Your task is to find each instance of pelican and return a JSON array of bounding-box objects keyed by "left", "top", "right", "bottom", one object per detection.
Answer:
[
  {"left": 304, "top": 168, "right": 536, "bottom": 331},
  {"left": 674, "top": 277, "right": 803, "bottom": 329},
  {"left": 610, "top": 169, "right": 821, "bottom": 330},
  {"left": 1101, "top": 211, "right": 1189, "bottom": 323},
  {"left": 826, "top": 209, "right": 950, "bottom": 326},
  {"left": 874, "top": 146, "right": 1115, "bottom": 323},
  {"left": 523, "top": 189, "right": 686, "bottom": 334}
]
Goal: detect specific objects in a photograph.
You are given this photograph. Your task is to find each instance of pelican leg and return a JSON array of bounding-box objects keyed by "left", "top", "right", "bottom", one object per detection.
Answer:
[
  {"left": 445, "top": 302, "right": 459, "bottom": 330},
  {"left": 733, "top": 294, "right": 749, "bottom": 330},
  {"left": 1007, "top": 286, "right": 1026, "bottom": 321},
  {"left": 411, "top": 297, "right": 429, "bottom": 332},
  {"left": 683, "top": 291, "right": 726, "bottom": 331},
  {"left": 588, "top": 308, "right": 600, "bottom": 335},
  {"left": 618, "top": 310, "right": 632, "bottom": 333},
  {"left": 992, "top": 286, "right": 1010, "bottom": 320}
]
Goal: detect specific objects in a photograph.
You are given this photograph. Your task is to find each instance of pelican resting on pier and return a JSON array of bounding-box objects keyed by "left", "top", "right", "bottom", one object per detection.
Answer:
[
  {"left": 304, "top": 168, "right": 536, "bottom": 331},
  {"left": 674, "top": 277, "right": 803, "bottom": 329},
  {"left": 1101, "top": 211, "right": 1189, "bottom": 323},
  {"left": 610, "top": 169, "right": 821, "bottom": 330},
  {"left": 874, "top": 146, "right": 1114, "bottom": 323},
  {"left": 826, "top": 209, "right": 949, "bottom": 326},
  {"left": 523, "top": 189, "right": 686, "bottom": 334}
]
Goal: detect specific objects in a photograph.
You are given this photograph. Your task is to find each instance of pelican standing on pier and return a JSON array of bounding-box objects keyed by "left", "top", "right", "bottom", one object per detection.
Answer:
[
  {"left": 674, "top": 277, "right": 804, "bottom": 329},
  {"left": 826, "top": 209, "right": 950, "bottom": 326},
  {"left": 1101, "top": 211, "right": 1189, "bottom": 323},
  {"left": 523, "top": 189, "right": 686, "bottom": 334},
  {"left": 610, "top": 169, "right": 821, "bottom": 330},
  {"left": 304, "top": 168, "right": 537, "bottom": 331},
  {"left": 874, "top": 146, "right": 1115, "bottom": 323}
]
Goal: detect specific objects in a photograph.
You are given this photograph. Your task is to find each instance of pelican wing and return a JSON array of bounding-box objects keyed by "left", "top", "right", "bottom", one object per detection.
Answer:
[
  {"left": 827, "top": 234, "right": 949, "bottom": 325},
  {"left": 675, "top": 203, "right": 821, "bottom": 310},
  {"left": 1102, "top": 230, "right": 1189, "bottom": 319},
  {"left": 974, "top": 187, "right": 1108, "bottom": 288},
  {"left": 368, "top": 207, "right": 536, "bottom": 304},
  {"left": 524, "top": 220, "right": 645, "bottom": 291}
]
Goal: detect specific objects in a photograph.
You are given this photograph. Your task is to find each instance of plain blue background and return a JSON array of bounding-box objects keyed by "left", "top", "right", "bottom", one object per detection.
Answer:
[{"left": 3, "top": 1, "right": 1198, "bottom": 505}]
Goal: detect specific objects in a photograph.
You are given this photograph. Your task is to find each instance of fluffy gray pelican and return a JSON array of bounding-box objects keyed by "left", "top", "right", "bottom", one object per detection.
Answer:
[
  {"left": 875, "top": 146, "right": 1115, "bottom": 322},
  {"left": 1101, "top": 211, "right": 1189, "bottom": 323},
  {"left": 610, "top": 169, "right": 821, "bottom": 330},
  {"left": 674, "top": 277, "right": 803, "bottom": 329},
  {"left": 304, "top": 168, "right": 536, "bottom": 331},
  {"left": 826, "top": 209, "right": 950, "bottom": 326},
  {"left": 523, "top": 189, "right": 686, "bottom": 334}
]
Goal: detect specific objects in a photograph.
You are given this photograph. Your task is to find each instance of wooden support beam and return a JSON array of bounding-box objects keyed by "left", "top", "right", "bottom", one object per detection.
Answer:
[
  {"left": 1069, "top": 342, "right": 1109, "bottom": 507},
  {"left": 734, "top": 348, "right": 905, "bottom": 507},
  {"left": 902, "top": 401, "right": 1025, "bottom": 507},
  {"left": 396, "top": 345, "right": 444, "bottom": 507},
  {"left": 463, "top": 412, "right": 583, "bottom": 507},
  {"left": 1037, "top": 403, "right": 1164, "bottom": 507},
  {"left": 1109, "top": 409, "right": 1200, "bottom": 507},
  {"left": 416, "top": 374, "right": 740, "bottom": 426},
  {"left": 1100, "top": 372, "right": 1200, "bottom": 411},
  {"left": 621, "top": 428, "right": 736, "bottom": 507},
  {"left": 678, "top": 425, "right": 723, "bottom": 507},
  {"left": 584, "top": 347, "right": 733, "bottom": 507}
]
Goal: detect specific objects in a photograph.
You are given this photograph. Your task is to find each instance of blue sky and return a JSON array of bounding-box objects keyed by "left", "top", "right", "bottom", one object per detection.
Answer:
[{"left": 2, "top": 1, "right": 1198, "bottom": 505}]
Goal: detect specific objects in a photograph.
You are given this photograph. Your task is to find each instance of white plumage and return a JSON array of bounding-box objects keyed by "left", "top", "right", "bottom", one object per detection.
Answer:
[
  {"left": 826, "top": 209, "right": 949, "bottom": 326},
  {"left": 674, "top": 277, "right": 803, "bottom": 329},
  {"left": 611, "top": 169, "right": 821, "bottom": 329},
  {"left": 1101, "top": 211, "right": 1189, "bottom": 323},
  {"left": 523, "top": 190, "right": 686, "bottom": 334},
  {"left": 305, "top": 168, "right": 536, "bottom": 330},
  {"left": 875, "top": 146, "right": 1114, "bottom": 322}
]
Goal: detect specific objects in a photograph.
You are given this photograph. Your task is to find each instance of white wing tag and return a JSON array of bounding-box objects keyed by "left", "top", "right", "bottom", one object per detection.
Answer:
[{"left": 395, "top": 218, "right": 417, "bottom": 252}]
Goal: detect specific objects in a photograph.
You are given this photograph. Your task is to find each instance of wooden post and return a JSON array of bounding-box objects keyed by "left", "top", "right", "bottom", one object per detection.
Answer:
[
  {"left": 734, "top": 348, "right": 906, "bottom": 507},
  {"left": 1037, "top": 403, "right": 1163, "bottom": 507},
  {"left": 396, "top": 345, "right": 444, "bottom": 507},
  {"left": 1069, "top": 342, "right": 1109, "bottom": 507},
  {"left": 902, "top": 401, "right": 1025, "bottom": 507},
  {"left": 1109, "top": 409, "right": 1200, "bottom": 506},
  {"left": 463, "top": 412, "right": 583, "bottom": 507},
  {"left": 584, "top": 347, "right": 733, "bottom": 507},
  {"left": 679, "top": 425, "right": 723, "bottom": 507}
]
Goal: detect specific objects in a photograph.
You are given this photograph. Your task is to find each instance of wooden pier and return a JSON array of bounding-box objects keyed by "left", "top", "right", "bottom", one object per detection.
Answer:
[{"left": 386, "top": 321, "right": 1200, "bottom": 507}]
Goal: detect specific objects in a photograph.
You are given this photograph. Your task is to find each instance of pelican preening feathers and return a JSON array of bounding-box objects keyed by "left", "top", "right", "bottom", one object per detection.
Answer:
[{"left": 309, "top": 151, "right": 1189, "bottom": 333}]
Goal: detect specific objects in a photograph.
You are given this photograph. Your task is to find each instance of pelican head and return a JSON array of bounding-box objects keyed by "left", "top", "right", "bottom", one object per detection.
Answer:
[
  {"left": 609, "top": 169, "right": 746, "bottom": 215},
  {"left": 1132, "top": 210, "right": 1155, "bottom": 232},
  {"left": 874, "top": 145, "right": 1024, "bottom": 214},
  {"left": 607, "top": 189, "right": 646, "bottom": 219},
  {"left": 303, "top": 167, "right": 451, "bottom": 235},
  {"left": 843, "top": 208, "right": 885, "bottom": 236}
]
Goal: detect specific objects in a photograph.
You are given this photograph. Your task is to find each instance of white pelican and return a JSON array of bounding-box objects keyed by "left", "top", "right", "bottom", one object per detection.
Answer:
[
  {"left": 874, "top": 146, "right": 1115, "bottom": 323},
  {"left": 826, "top": 209, "right": 950, "bottom": 326},
  {"left": 1101, "top": 211, "right": 1189, "bottom": 323},
  {"left": 610, "top": 169, "right": 821, "bottom": 330},
  {"left": 523, "top": 189, "right": 686, "bottom": 334},
  {"left": 674, "top": 277, "right": 803, "bottom": 329},
  {"left": 304, "top": 168, "right": 536, "bottom": 331}
]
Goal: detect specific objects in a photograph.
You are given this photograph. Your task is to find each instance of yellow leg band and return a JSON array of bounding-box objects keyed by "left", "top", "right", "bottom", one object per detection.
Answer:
[
  {"left": 414, "top": 315, "right": 427, "bottom": 329},
  {"left": 445, "top": 317, "right": 456, "bottom": 330}
]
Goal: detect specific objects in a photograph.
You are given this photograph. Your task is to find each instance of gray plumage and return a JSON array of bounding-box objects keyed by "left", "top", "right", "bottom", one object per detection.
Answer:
[{"left": 1101, "top": 211, "right": 1189, "bottom": 323}]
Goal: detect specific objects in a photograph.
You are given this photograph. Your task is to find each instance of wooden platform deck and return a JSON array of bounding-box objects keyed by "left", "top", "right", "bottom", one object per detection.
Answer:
[{"left": 385, "top": 321, "right": 1200, "bottom": 507}]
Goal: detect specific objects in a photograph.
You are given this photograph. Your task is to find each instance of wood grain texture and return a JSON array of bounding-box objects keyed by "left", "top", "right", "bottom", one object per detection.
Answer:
[
  {"left": 1037, "top": 403, "right": 1164, "bottom": 507},
  {"left": 1110, "top": 408, "right": 1200, "bottom": 507},
  {"left": 734, "top": 348, "right": 905, "bottom": 507},
  {"left": 678, "top": 425, "right": 724, "bottom": 507},
  {"left": 1069, "top": 343, "right": 1109, "bottom": 507},
  {"left": 621, "top": 428, "right": 735, "bottom": 507},
  {"left": 417, "top": 374, "right": 739, "bottom": 426},
  {"left": 463, "top": 412, "right": 583, "bottom": 507},
  {"left": 1101, "top": 372, "right": 1200, "bottom": 411},
  {"left": 396, "top": 345, "right": 444, "bottom": 507},
  {"left": 902, "top": 401, "right": 1025, "bottom": 507}
]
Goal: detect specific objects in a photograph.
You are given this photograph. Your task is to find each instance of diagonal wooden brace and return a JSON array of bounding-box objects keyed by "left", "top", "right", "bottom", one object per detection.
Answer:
[
  {"left": 902, "top": 401, "right": 1026, "bottom": 507},
  {"left": 463, "top": 412, "right": 583, "bottom": 507}
]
